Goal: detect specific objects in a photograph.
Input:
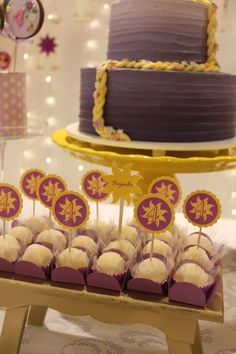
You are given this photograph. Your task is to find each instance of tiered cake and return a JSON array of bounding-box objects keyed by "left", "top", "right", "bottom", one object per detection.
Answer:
[{"left": 79, "top": 0, "right": 236, "bottom": 143}]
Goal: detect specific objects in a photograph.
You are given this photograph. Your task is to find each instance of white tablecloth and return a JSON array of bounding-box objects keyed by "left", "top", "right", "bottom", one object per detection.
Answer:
[{"left": 2, "top": 203, "right": 236, "bottom": 354}]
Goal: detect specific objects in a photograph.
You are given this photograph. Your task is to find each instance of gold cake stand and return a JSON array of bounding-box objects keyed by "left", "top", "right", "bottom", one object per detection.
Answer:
[{"left": 52, "top": 128, "right": 236, "bottom": 192}]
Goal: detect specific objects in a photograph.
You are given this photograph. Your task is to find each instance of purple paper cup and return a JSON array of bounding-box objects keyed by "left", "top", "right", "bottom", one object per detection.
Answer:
[
  {"left": 87, "top": 269, "right": 127, "bottom": 292},
  {"left": 14, "top": 260, "right": 51, "bottom": 283}
]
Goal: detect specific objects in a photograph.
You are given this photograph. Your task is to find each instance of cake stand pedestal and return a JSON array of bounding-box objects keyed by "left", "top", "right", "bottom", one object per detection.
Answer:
[{"left": 0, "top": 119, "right": 47, "bottom": 182}]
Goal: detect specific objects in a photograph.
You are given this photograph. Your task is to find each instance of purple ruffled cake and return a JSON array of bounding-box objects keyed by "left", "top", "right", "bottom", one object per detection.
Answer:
[{"left": 78, "top": 0, "right": 236, "bottom": 143}]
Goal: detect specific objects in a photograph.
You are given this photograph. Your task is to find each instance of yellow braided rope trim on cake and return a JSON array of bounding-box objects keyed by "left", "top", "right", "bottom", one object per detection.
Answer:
[{"left": 92, "top": 0, "right": 219, "bottom": 141}]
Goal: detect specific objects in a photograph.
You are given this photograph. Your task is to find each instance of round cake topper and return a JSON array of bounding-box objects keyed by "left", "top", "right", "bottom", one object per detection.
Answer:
[
  {"left": 134, "top": 194, "right": 175, "bottom": 233},
  {"left": 148, "top": 176, "right": 182, "bottom": 207},
  {"left": 183, "top": 190, "right": 221, "bottom": 228},
  {"left": 52, "top": 191, "right": 90, "bottom": 230},
  {"left": 81, "top": 170, "right": 109, "bottom": 202},
  {"left": 37, "top": 174, "right": 67, "bottom": 209},
  {"left": 5, "top": 0, "right": 44, "bottom": 39},
  {"left": 20, "top": 168, "right": 45, "bottom": 200},
  {"left": 0, "top": 183, "right": 23, "bottom": 220}
]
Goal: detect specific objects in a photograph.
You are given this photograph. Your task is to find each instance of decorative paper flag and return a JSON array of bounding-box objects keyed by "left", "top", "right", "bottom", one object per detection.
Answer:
[
  {"left": 81, "top": 170, "right": 109, "bottom": 202},
  {"left": 103, "top": 163, "right": 142, "bottom": 234},
  {"left": 103, "top": 163, "right": 142, "bottom": 205},
  {"left": 0, "top": 183, "right": 23, "bottom": 220},
  {"left": 52, "top": 191, "right": 90, "bottom": 230},
  {"left": 183, "top": 190, "right": 221, "bottom": 248},
  {"left": 37, "top": 174, "right": 67, "bottom": 209},
  {"left": 148, "top": 176, "right": 182, "bottom": 207},
  {"left": 20, "top": 168, "right": 45, "bottom": 200},
  {"left": 183, "top": 190, "right": 221, "bottom": 228},
  {"left": 134, "top": 194, "right": 174, "bottom": 258}
]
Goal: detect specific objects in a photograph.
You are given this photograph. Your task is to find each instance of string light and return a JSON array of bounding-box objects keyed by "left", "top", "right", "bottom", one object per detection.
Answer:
[
  {"left": 45, "top": 75, "right": 53, "bottom": 83},
  {"left": 47, "top": 117, "right": 57, "bottom": 126},
  {"left": 87, "top": 40, "right": 97, "bottom": 49},
  {"left": 90, "top": 19, "right": 99, "bottom": 29},
  {"left": 78, "top": 165, "right": 85, "bottom": 172},
  {"left": 23, "top": 150, "right": 34, "bottom": 159},
  {"left": 46, "top": 97, "right": 56, "bottom": 105},
  {"left": 23, "top": 53, "right": 29, "bottom": 60},
  {"left": 232, "top": 170, "right": 236, "bottom": 176},
  {"left": 46, "top": 157, "right": 53, "bottom": 164},
  {"left": 232, "top": 192, "right": 236, "bottom": 198},
  {"left": 19, "top": 169, "right": 25, "bottom": 175},
  {"left": 232, "top": 210, "right": 236, "bottom": 216},
  {"left": 87, "top": 62, "right": 96, "bottom": 67},
  {"left": 103, "top": 4, "right": 110, "bottom": 10},
  {"left": 45, "top": 137, "right": 53, "bottom": 145}
]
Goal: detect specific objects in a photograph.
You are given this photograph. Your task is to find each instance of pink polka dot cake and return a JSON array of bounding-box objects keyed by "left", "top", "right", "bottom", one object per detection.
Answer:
[{"left": 0, "top": 73, "right": 27, "bottom": 137}]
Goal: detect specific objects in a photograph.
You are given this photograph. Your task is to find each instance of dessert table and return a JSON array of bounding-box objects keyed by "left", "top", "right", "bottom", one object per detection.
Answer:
[{"left": 0, "top": 204, "right": 234, "bottom": 354}]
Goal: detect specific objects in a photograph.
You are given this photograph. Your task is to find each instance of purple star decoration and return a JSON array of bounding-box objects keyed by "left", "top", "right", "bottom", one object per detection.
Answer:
[{"left": 38, "top": 34, "right": 57, "bottom": 56}]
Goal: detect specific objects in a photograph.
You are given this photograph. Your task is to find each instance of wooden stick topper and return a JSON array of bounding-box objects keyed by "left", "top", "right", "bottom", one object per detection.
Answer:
[
  {"left": 52, "top": 191, "right": 90, "bottom": 251},
  {"left": 0, "top": 183, "right": 23, "bottom": 237},
  {"left": 103, "top": 163, "right": 142, "bottom": 234},
  {"left": 134, "top": 194, "right": 175, "bottom": 258},
  {"left": 183, "top": 190, "right": 221, "bottom": 247},
  {"left": 20, "top": 168, "right": 45, "bottom": 216},
  {"left": 81, "top": 169, "right": 109, "bottom": 220}
]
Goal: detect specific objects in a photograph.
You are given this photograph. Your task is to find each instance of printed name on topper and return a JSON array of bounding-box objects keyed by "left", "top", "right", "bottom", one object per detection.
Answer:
[
  {"left": 37, "top": 174, "right": 67, "bottom": 209},
  {"left": 20, "top": 169, "right": 45, "bottom": 200},
  {"left": 0, "top": 183, "right": 23, "bottom": 220},
  {"left": 52, "top": 191, "right": 90, "bottom": 230},
  {"left": 81, "top": 170, "right": 109, "bottom": 202},
  {"left": 148, "top": 176, "right": 182, "bottom": 207},
  {"left": 103, "top": 163, "right": 142, "bottom": 204},
  {"left": 5, "top": 0, "right": 44, "bottom": 39},
  {"left": 183, "top": 190, "right": 221, "bottom": 228},
  {"left": 134, "top": 194, "right": 174, "bottom": 233}
]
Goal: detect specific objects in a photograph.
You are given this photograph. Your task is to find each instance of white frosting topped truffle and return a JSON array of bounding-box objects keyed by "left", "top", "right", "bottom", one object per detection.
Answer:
[
  {"left": 36, "top": 229, "right": 67, "bottom": 252},
  {"left": 0, "top": 234, "right": 21, "bottom": 262},
  {"left": 174, "top": 263, "right": 210, "bottom": 288},
  {"left": 185, "top": 233, "right": 214, "bottom": 256},
  {"left": 9, "top": 226, "right": 33, "bottom": 245},
  {"left": 22, "top": 244, "right": 53, "bottom": 267},
  {"left": 104, "top": 239, "right": 135, "bottom": 259},
  {"left": 57, "top": 248, "right": 89, "bottom": 270},
  {"left": 143, "top": 239, "right": 172, "bottom": 257},
  {"left": 134, "top": 258, "right": 167, "bottom": 283},
  {"left": 96, "top": 252, "right": 125, "bottom": 275},
  {"left": 182, "top": 246, "right": 211, "bottom": 271},
  {"left": 25, "top": 216, "right": 49, "bottom": 234},
  {"left": 72, "top": 235, "right": 98, "bottom": 255},
  {"left": 112, "top": 225, "right": 138, "bottom": 245},
  {"left": 147, "top": 230, "right": 174, "bottom": 246}
]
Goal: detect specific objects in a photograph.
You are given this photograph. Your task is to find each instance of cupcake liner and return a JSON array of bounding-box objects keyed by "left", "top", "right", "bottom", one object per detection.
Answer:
[
  {"left": 51, "top": 266, "right": 87, "bottom": 288},
  {"left": 168, "top": 276, "right": 221, "bottom": 308},
  {"left": 86, "top": 270, "right": 127, "bottom": 292},
  {"left": 14, "top": 260, "right": 51, "bottom": 283},
  {"left": 35, "top": 241, "right": 54, "bottom": 253},
  {"left": 0, "top": 257, "right": 15, "bottom": 277}
]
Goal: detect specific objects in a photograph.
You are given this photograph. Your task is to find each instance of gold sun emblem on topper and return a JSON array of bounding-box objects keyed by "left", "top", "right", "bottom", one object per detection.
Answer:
[
  {"left": 42, "top": 181, "right": 64, "bottom": 203},
  {"left": 142, "top": 201, "right": 167, "bottom": 227},
  {"left": 25, "top": 175, "right": 42, "bottom": 195},
  {"left": 103, "top": 163, "right": 142, "bottom": 204},
  {"left": 155, "top": 182, "right": 176, "bottom": 202},
  {"left": 59, "top": 198, "right": 83, "bottom": 223},
  {"left": 190, "top": 196, "right": 214, "bottom": 221},
  {"left": 0, "top": 190, "right": 16, "bottom": 214},
  {"left": 87, "top": 175, "right": 107, "bottom": 197}
]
